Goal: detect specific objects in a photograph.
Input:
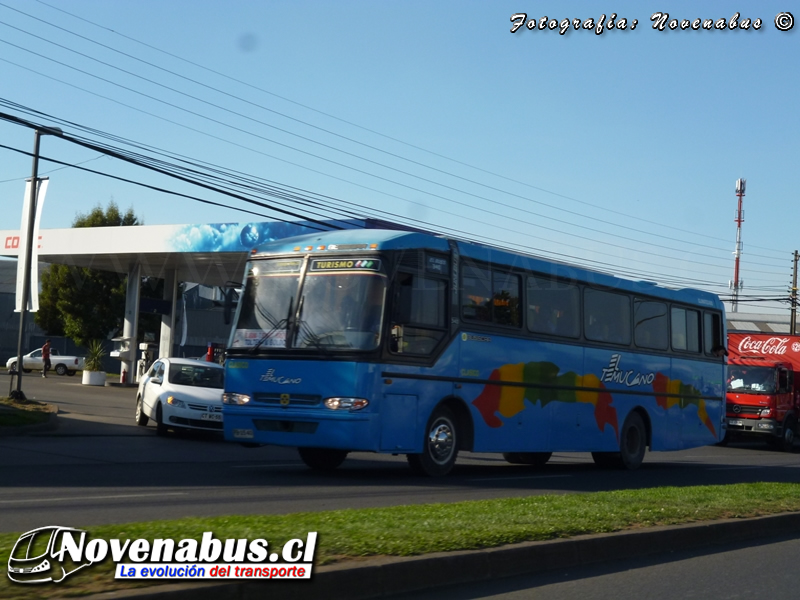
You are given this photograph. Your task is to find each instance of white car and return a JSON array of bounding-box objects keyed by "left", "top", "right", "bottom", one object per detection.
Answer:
[
  {"left": 135, "top": 358, "right": 224, "bottom": 435},
  {"left": 6, "top": 348, "right": 86, "bottom": 376}
]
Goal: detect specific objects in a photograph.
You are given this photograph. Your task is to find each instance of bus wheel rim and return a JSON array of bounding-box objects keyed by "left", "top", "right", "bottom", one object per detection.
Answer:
[{"left": 428, "top": 420, "right": 454, "bottom": 464}]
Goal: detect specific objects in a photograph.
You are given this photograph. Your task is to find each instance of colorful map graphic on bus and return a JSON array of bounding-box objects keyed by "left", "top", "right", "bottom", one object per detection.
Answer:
[
  {"left": 472, "top": 361, "right": 715, "bottom": 438},
  {"left": 652, "top": 372, "right": 716, "bottom": 437},
  {"left": 471, "top": 362, "right": 619, "bottom": 439}
]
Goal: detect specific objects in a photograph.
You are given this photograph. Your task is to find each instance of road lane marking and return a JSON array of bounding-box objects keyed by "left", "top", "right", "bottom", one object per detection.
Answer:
[
  {"left": 231, "top": 463, "right": 302, "bottom": 469},
  {"left": 706, "top": 466, "right": 763, "bottom": 471},
  {"left": 468, "top": 475, "right": 572, "bottom": 482},
  {"left": 0, "top": 492, "right": 187, "bottom": 504}
]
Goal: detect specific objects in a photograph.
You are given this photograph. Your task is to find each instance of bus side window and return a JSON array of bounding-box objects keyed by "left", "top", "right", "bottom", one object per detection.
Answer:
[
  {"left": 672, "top": 307, "right": 700, "bottom": 352},
  {"left": 391, "top": 273, "right": 446, "bottom": 354},
  {"left": 493, "top": 271, "right": 520, "bottom": 327},
  {"left": 703, "top": 312, "right": 723, "bottom": 356},
  {"left": 527, "top": 276, "right": 579, "bottom": 338},
  {"left": 634, "top": 299, "right": 668, "bottom": 350},
  {"left": 584, "top": 288, "right": 631, "bottom": 345},
  {"left": 461, "top": 264, "right": 492, "bottom": 322}
]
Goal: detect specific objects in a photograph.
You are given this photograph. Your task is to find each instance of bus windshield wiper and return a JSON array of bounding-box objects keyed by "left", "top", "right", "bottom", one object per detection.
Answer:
[{"left": 248, "top": 297, "right": 293, "bottom": 353}]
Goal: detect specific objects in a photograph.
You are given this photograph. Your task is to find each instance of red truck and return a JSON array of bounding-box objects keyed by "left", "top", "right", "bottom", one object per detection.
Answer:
[{"left": 725, "top": 333, "right": 800, "bottom": 450}]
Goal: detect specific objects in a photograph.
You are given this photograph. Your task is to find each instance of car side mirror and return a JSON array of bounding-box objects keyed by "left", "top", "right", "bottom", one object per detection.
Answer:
[{"left": 151, "top": 377, "right": 162, "bottom": 385}]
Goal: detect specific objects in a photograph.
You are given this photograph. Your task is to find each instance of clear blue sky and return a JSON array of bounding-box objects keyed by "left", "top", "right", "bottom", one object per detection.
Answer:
[{"left": 1, "top": 0, "right": 798, "bottom": 314}]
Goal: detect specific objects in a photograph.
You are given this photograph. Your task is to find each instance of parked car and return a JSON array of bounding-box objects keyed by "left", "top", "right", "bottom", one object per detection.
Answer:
[
  {"left": 135, "top": 357, "right": 224, "bottom": 435},
  {"left": 6, "top": 348, "right": 86, "bottom": 376}
]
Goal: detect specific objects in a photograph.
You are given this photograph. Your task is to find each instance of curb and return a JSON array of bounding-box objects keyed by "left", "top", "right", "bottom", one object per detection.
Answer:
[
  {"left": 0, "top": 402, "right": 58, "bottom": 437},
  {"left": 80, "top": 511, "right": 800, "bottom": 600}
]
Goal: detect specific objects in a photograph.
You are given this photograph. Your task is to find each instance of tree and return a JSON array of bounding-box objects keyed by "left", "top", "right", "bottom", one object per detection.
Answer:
[{"left": 36, "top": 202, "right": 142, "bottom": 347}]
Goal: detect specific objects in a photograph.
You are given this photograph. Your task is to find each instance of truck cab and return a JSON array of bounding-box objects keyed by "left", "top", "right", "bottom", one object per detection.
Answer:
[{"left": 726, "top": 333, "right": 800, "bottom": 451}]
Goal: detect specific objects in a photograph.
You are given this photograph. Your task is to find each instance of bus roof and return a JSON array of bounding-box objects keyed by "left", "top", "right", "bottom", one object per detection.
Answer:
[{"left": 250, "top": 229, "right": 724, "bottom": 310}]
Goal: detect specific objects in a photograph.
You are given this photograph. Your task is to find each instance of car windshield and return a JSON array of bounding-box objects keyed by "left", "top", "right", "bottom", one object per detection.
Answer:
[
  {"left": 230, "top": 256, "right": 387, "bottom": 352},
  {"left": 727, "top": 366, "right": 775, "bottom": 393},
  {"left": 168, "top": 364, "right": 224, "bottom": 388}
]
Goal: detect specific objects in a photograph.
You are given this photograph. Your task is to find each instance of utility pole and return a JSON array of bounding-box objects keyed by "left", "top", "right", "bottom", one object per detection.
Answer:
[
  {"left": 730, "top": 178, "right": 746, "bottom": 313},
  {"left": 10, "top": 126, "right": 62, "bottom": 401},
  {"left": 791, "top": 250, "right": 799, "bottom": 336}
]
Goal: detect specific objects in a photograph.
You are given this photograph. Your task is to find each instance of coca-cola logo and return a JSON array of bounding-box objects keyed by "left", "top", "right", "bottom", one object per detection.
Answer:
[{"left": 737, "top": 336, "right": 789, "bottom": 355}]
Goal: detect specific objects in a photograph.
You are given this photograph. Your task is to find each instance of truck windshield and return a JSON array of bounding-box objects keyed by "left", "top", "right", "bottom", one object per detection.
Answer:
[
  {"left": 727, "top": 366, "right": 776, "bottom": 393},
  {"left": 230, "top": 257, "right": 387, "bottom": 352}
]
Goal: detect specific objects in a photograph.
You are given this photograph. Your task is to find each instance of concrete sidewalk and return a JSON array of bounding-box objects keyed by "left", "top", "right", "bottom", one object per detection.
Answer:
[{"left": 84, "top": 511, "right": 800, "bottom": 600}]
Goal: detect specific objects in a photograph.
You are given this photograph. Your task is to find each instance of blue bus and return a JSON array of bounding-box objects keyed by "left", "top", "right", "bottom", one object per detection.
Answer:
[{"left": 222, "top": 229, "right": 726, "bottom": 476}]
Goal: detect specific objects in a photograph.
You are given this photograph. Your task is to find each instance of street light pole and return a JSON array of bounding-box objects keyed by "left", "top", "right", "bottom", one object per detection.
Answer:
[{"left": 11, "top": 127, "right": 62, "bottom": 400}]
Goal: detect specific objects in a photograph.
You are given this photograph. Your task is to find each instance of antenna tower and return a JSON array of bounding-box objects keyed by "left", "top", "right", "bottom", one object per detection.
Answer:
[{"left": 730, "top": 178, "right": 746, "bottom": 312}]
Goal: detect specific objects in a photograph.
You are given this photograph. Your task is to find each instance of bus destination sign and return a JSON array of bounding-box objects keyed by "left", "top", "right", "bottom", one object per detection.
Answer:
[{"left": 310, "top": 259, "right": 381, "bottom": 272}]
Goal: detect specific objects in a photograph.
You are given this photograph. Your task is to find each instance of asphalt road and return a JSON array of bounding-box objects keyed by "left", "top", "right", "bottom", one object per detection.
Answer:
[
  {"left": 3, "top": 371, "right": 800, "bottom": 534},
  {"left": 385, "top": 534, "right": 800, "bottom": 600}
]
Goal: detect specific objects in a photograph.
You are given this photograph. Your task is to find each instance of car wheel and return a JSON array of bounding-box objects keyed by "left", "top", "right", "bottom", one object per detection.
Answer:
[
  {"left": 66, "top": 370, "right": 76, "bottom": 376},
  {"left": 407, "top": 406, "right": 459, "bottom": 477},
  {"left": 55, "top": 364, "right": 68, "bottom": 376},
  {"left": 8, "top": 361, "right": 16, "bottom": 372},
  {"left": 135, "top": 396, "right": 149, "bottom": 427},
  {"left": 155, "top": 403, "right": 168, "bottom": 436},
  {"left": 503, "top": 452, "right": 552, "bottom": 467},
  {"left": 298, "top": 448, "right": 349, "bottom": 471}
]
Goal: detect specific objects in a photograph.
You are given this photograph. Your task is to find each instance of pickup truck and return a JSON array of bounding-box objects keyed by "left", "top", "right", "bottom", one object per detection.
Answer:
[{"left": 6, "top": 348, "right": 86, "bottom": 376}]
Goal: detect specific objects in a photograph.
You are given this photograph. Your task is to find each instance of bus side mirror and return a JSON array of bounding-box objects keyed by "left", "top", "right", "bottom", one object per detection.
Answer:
[
  {"left": 391, "top": 325, "right": 403, "bottom": 353},
  {"left": 223, "top": 288, "right": 234, "bottom": 325}
]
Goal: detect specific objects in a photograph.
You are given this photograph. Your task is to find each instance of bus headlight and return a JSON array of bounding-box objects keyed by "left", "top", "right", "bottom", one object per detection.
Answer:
[
  {"left": 324, "top": 397, "right": 369, "bottom": 411},
  {"left": 222, "top": 393, "right": 251, "bottom": 405}
]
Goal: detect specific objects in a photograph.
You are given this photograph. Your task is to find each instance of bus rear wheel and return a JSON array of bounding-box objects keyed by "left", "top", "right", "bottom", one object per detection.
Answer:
[
  {"left": 592, "top": 412, "right": 647, "bottom": 470},
  {"left": 408, "top": 406, "right": 458, "bottom": 477},
  {"left": 503, "top": 452, "right": 552, "bottom": 467},
  {"left": 298, "top": 448, "right": 348, "bottom": 471}
]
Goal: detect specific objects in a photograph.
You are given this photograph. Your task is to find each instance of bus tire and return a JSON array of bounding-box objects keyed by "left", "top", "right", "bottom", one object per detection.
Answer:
[
  {"left": 619, "top": 411, "right": 647, "bottom": 470},
  {"left": 298, "top": 448, "right": 348, "bottom": 471},
  {"left": 778, "top": 416, "right": 796, "bottom": 453},
  {"left": 503, "top": 452, "right": 552, "bottom": 467},
  {"left": 407, "top": 406, "right": 458, "bottom": 477}
]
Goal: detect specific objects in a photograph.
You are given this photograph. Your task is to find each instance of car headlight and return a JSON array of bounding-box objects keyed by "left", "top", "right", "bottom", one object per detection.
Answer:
[
  {"left": 324, "top": 397, "right": 369, "bottom": 411},
  {"left": 222, "top": 393, "right": 251, "bottom": 405},
  {"left": 166, "top": 396, "right": 186, "bottom": 408},
  {"left": 760, "top": 408, "right": 773, "bottom": 417}
]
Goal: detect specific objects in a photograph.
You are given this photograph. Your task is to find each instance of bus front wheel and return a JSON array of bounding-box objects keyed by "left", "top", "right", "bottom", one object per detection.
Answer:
[
  {"left": 408, "top": 406, "right": 458, "bottom": 477},
  {"left": 298, "top": 448, "right": 348, "bottom": 471}
]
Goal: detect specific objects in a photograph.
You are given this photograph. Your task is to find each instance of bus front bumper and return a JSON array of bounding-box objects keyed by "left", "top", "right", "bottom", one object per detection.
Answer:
[{"left": 224, "top": 410, "right": 380, "bottom": 451}]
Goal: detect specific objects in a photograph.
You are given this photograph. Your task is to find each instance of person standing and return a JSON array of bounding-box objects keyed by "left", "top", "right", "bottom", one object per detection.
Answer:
[{"left": 42, "top": 339, "right": 52, "bottom": 378}]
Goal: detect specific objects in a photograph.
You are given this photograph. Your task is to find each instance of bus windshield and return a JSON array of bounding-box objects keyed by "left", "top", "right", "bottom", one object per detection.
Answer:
[{"left": 230, "top": 257, "right": 387, "bottom": 352}]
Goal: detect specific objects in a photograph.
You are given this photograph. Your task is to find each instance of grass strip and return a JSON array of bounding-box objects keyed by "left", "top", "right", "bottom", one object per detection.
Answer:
[
  {"left": 2, "top": 482, "right": 800, "bottom": 599},
  {"left": 0, "top": 397, "right": 53, "bottom": 427}
]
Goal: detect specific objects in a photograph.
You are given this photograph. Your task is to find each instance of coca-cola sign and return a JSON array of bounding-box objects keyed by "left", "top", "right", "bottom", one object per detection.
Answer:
[{"left": 737, "top": 336, "right": 790, "bottom": 355}]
